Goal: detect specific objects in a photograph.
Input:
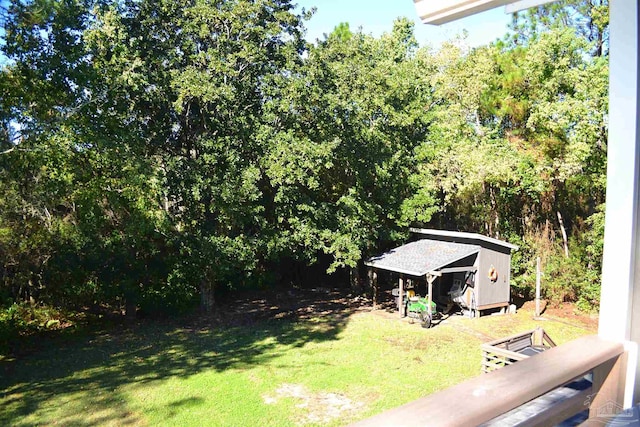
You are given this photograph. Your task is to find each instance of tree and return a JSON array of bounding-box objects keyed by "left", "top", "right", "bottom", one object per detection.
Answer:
[
  {"left": 0, "top": 0, "right": 96, "bottom": 305},
  {"left": 263, "top": 18, "right": 436, "bottom": 273},
  {"left": 85, "top": 0, "right": 308, "bottom": 311},
  {"left": 509, "top": 0, "right": 609, "bottom": 57},
  {"left": 1, "top": 0, "right": 185, "bottom": 314},
  {"left": 0, "top": 0, "right": 608, "bottom": 316}
]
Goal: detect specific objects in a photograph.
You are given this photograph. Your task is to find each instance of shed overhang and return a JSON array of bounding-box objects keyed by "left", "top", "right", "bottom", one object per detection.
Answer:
[
  {"left": 410, "top": 228, "right": 519, "bottom": 251},
  {"left": 365, "top": 239, "right": 480, "bottom": 277}
]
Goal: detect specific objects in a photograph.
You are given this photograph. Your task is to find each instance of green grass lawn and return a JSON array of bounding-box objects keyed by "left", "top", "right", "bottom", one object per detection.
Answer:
[{"left": 0, "top": 301, "right": 596, "bottom": 427}]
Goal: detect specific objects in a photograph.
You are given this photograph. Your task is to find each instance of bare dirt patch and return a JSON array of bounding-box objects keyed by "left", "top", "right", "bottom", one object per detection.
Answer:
[
  {"left": 521, "top": 300, "right": 598, "bottom": 330},
  {"left": 216, "top": 288, "right": 599, "bottom": 338},
  {"left": 217, "top": 288, "right": 373, "bottom": 326},
  {"left": 263, "top": 383, "right": 365, "bottom": 425}
]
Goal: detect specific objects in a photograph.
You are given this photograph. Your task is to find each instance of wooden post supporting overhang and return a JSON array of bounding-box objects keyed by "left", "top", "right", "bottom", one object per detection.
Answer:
[
  {"left": 426, "top": 271, "right": 442, "bottom": 318},
  {"left": 398, "top": 276, "right": 404, "bottom": 318}
]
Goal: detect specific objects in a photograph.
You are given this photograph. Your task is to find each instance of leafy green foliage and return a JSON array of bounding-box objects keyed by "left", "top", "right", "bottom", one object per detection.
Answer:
[
  {"left": 267, "top": 18, "right": 435, "bottom": 271},
  {"left": 0, "top": 0, "right": 608, "bottom": 314},
  {"left": 0, "top": 301, "right": 66, "bottom": 353},
  {"left": 509, "top": 0, "right": 609, "bottom": 57}
]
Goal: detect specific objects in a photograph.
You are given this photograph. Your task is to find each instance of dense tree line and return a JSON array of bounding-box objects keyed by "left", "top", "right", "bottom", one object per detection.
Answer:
[{"left": 0, "top": 0, "right": 607, "bottom": 320}]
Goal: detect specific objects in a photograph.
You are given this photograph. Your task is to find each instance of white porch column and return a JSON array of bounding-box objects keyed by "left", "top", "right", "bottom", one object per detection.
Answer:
[{"left": 598, "top": 0, "right": 640, "bottom": 406}]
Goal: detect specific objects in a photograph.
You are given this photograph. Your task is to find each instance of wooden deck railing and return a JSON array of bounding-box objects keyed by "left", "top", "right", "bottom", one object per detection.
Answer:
[
  {"left": 481, "top": 327, "right": 557, "bottom": 373},
  {"left": 349, "top": 335, "right": 628, "bottom": 427}
]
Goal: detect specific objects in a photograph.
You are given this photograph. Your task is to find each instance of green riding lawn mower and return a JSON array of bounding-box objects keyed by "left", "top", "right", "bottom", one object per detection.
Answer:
[
  {"left": 406, "top": 294, "right": 438, "bottom": 328},
  {"left": 393, "top": 288, "right": 439, "bottom": 328}
]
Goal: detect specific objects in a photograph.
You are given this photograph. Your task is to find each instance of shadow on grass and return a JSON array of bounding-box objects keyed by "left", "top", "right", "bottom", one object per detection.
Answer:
[{"left": 0, "top": 289, "right": 361, "bottom": 426}]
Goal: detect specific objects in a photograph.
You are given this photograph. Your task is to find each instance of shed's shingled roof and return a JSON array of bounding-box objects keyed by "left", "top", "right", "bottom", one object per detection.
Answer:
[
  {"left": 365, "top": 239, "right": 480, "bottom": 277},
  {"left": 409, "top": 228, "right": 519, "bottom": 250}
]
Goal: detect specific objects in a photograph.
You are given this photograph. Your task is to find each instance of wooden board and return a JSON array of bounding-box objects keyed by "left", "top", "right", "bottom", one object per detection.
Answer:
[{"left": 349, "top": 335, "right": 625, "bottom": 427}]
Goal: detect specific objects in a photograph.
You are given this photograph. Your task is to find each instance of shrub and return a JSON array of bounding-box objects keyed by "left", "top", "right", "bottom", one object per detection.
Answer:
[
  {"left": 0, "top": 302, "right": 66, "bottom": 354},
  {"left": 508, "top": 212, "right": 603, "bottom": 312}
]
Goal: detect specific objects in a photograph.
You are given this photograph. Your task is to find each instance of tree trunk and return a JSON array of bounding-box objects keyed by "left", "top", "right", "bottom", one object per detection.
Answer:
[
  {"left": 557, "top": 211, "right": 569, "bottom": 258},
  {"left": 125, "top": 297, "right": 137, "bottom": 323},
  {"left": 124, "top": 282, "right": 138, "bottom": 323},
  {"left": 370, "top": 270, "right": 378, "bottom": 309},
  {"left": 350, "top": 266, "right": 362, "bottom": 294},
  {"left": 489, "top": 185, "right": 499, "bottom": 239},
  {"left": 200, "top": 279, "right": 216, "bottom": 313}
]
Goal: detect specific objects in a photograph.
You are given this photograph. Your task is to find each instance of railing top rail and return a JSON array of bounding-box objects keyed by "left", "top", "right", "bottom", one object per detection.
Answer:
[
  {"left": 480, "top": 328, "right": 539, "bottom": 347},
  {"left": 349, "top": 335, "right": 624, "bottom": 427}
]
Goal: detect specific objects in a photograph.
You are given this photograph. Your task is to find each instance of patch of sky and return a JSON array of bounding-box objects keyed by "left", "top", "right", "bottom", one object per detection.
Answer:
[{"left": 293, "top": 0, "right": 512, "bottom": 49}]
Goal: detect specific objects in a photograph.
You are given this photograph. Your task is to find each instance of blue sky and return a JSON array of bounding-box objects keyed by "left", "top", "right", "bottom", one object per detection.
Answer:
[{"left": 293, "top": 1, "right": 513, "bottom": 48}]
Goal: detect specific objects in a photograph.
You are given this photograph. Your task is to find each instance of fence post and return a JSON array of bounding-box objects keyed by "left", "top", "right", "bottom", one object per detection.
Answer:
[{"left": 535, "top": 257, "right": 541, "bottom": 318}]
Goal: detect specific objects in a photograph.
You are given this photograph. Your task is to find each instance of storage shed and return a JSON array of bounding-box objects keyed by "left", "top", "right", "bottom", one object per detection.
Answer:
[{"left": 365, "top": 229, "right": 518, "bottom": 318}]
